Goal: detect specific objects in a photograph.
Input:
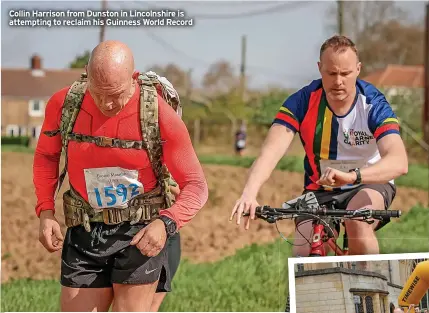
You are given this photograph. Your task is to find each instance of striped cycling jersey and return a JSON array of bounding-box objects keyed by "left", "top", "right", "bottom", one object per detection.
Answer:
[{"left": 273, "top": 79, "right": 400, "bottom": 191}]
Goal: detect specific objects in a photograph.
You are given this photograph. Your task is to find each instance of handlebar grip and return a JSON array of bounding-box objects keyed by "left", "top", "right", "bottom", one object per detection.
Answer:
[{"left": 372, "top": 210, "right": 401, "bottom": 218}]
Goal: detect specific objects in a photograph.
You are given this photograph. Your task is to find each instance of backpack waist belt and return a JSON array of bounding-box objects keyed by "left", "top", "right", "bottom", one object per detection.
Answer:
[{"left": 63, "top": 185, "right": 165, "bottom": 232}]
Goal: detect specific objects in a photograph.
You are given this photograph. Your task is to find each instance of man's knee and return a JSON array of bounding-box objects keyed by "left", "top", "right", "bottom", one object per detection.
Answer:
[
  {"left": 347, "top": 188, "right": 385, "bottom": 211},
  {"left": 345, "top": 187, "right": 386, "bottom": 234}
]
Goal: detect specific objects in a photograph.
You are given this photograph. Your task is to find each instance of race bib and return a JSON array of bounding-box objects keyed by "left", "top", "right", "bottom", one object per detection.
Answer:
[
  {"left": 84, "top": 167, "right": 144, "bottom": 211},
  {"left": 319, "top": 159, "right": 367, "bottom": 174}
]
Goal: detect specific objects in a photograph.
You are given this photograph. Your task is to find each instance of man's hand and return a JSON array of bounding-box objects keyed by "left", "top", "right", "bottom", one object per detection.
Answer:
[
  {"left": 39, "top": 210, "right": 64, "bottom": 253},
  {"left": 230, "top": 194, "right": 260, "bottom": 230},
  {"left": 130, "top": 219, "right": 167, "bottom": 257},
  {"left": 316, "top": 167, "right": 356, "bottom": 187}
]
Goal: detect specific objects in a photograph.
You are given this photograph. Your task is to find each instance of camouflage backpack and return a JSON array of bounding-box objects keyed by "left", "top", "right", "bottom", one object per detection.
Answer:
[{"left": 44, "top": 71, "right": 182, "bottom": 212}]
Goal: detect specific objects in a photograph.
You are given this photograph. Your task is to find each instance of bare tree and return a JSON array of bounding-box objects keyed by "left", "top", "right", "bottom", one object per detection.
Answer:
[
  {"left": 325, "top": 1, "right": 423, "bottom": 76},
  {"left": 145, "top": 63, "right": 188, "bottom": 90},
  {"left": 202, "top": 60, "right": 238, "bottom": 94}
]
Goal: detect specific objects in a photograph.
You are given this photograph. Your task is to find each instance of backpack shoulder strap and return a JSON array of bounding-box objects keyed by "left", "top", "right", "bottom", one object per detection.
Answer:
[
  {"left": 55, "top": 73, "right": 88, "bottom": 198},
  {"left": 137, "top": 73, "right": 173, "bottom": 208}
]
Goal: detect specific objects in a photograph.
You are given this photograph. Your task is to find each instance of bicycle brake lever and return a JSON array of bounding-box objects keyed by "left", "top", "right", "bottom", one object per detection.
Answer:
[{"left": 352, "top": 208, "right": 371, "bottom": 216}]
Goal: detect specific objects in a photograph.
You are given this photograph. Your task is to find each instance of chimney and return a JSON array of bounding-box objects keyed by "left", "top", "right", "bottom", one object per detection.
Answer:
[
  {"left": 31, "top": 54, "right": 41, "bottom": 69},
  {"left": 30, "top": 54, "right": 45, "bottom": 77}
]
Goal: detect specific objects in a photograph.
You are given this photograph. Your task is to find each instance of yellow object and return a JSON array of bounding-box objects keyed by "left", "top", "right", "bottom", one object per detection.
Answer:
[{"left": 398, "top": 260, "right": 429, "bottom": 313}]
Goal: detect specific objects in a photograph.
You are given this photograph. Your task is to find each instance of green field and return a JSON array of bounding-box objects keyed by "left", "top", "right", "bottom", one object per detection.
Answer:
[
  {"left": 2, "top": 205, "right": 428, "bottom": 312},
  {"left": 1, "top": 240, "right": 290, "bottom": 312}
]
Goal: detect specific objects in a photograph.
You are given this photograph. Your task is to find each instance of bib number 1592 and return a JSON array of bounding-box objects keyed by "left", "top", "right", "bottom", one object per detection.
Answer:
[{"left": 93, "top": 183, "right": 139, "bottom": 207}]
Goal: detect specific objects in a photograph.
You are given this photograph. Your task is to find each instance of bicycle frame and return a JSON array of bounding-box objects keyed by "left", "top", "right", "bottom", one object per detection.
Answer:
[{"left": 309, "top": 219, "right": 348, "bottom": 257}]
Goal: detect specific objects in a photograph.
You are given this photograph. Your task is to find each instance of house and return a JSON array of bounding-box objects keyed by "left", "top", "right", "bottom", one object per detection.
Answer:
[
  {"left": 1, "top": 55, "right": 84, "bottom": 140},
  {"left": 362, "top": 64, "right": 424, "bottom": 97},
  {"left": 294, "top": 258, "right": 429, "bottom": 313},
  {"left": 1, "top": 54, "right": 209, "bottom": 142}
]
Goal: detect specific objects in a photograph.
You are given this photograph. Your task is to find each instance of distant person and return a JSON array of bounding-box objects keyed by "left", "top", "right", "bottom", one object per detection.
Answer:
[
  {"left": 230, "top": 35, "right": 408, "bottom": 257},
  {"left": 235, "top": 123, "right": 247, "bottom": 156}
]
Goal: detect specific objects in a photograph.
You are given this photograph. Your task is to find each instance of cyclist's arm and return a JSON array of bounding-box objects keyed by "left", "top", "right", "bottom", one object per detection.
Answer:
[
  {"left": 33, "top": 88, "right": 68, "bottom": 217},
  {"left": 361, "top": 134, "right": 408, "bottom": 184},
  {"left": 241, "top": 124, "right": 295, "bottom": 197},
  {"left": 362, "top": 90, "right": 408, "bottom": 184},
  {"left": 358, "top": 133, "right": 408, "bottom": 184},
  {"left": 241, "top": 88, "right": 305, "bottom": 197}
]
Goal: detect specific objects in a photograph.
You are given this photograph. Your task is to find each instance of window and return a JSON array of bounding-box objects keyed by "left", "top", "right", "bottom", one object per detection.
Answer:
[
  {"left": 354, "top": 295, "right": 364, "bottom": 313},
  {"left": 6, "top": 125, "right": 19, "bottom": 137},
  {"left": 18, "top": 126, "right": 27, "bottom": 136},
  {"left": 28, "top": 99, "right": 44, "bottom": 117},
  {"left": 296, "top": 264, "right": 304, "bottom": 272},
  {"left": 31, "top": 126, "right": 42, "bottom": 139},
  {"left": 353, "top": 294, "right": 375, "bottom": 313},
  {"left": 365, "top": 296, "right": 374, "bottom": 313}
]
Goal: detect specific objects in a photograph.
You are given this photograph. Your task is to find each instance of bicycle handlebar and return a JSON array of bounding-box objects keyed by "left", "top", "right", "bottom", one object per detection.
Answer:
[{"left": 244, "top": 205, "right": 401, "bottom": 219}]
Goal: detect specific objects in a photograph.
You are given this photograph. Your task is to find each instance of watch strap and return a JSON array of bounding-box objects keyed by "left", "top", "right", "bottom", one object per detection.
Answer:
[{"left": 349, "top": 168, "right": 362, "bottom": 185}]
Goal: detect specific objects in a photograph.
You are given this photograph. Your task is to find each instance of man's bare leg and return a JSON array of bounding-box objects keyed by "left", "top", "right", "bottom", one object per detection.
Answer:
[
  {"left": 344, "top": 188, "right": 384, "bottom": 255},
  {"left": 60, "top": 287, "right": 113, "bottom": 312},
  {"left": 112, "top": 281, "right": 159, "bottom": 312},
  {"left": 150, "top": 292, "right": 167, "bottom": 312}
]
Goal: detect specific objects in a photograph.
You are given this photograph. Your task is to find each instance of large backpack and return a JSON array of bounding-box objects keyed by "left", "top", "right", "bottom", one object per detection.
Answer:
[{"left": 44, "top": 71, "right": 182, "bottom": 209}]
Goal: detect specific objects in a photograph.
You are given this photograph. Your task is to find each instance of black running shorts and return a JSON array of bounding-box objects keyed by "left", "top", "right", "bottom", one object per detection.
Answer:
[{"left": 61, "top": 222, "right": 171, "bottom": 291}]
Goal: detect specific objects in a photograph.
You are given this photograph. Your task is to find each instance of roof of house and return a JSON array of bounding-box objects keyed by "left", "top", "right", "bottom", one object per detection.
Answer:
[
  {"left": 1, "top": 68, "right": 85, "bottom": 98},
  {"left": 1, "top": 67, "right": 210, "bottom": 104},
  {"left": 362, "top": 64, "right": 424, "bottom": 89}
]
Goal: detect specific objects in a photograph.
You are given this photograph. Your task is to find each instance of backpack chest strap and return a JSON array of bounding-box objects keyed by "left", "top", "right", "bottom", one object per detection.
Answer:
[{"left": 67, "top": 133, "right": 149, "bottom": 149}]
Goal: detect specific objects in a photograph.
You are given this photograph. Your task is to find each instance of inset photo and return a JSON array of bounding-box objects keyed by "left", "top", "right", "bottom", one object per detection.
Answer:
[{"left": 288, "top": 253, "right": 429, "bottom": 313}]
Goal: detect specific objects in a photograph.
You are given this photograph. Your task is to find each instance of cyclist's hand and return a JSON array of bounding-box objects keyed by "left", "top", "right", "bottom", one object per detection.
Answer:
[
  {"left": 39, "top": 210, "right": 64, "bottom": 253},
  {"left": 230, "top": 194, "right": 260, "bottom": 230},
  {"left": 316, "top": 167, "right": 356, "bottom": 187}
]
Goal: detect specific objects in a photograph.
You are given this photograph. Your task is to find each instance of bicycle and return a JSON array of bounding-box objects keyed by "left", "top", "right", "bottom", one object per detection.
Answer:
[{"left": 244, "top": 191, "right": 402, "bottom": 312}]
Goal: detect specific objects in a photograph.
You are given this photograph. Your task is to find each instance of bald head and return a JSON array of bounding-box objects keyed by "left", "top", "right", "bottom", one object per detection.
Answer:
[
  {"left": 86, "top": 40, "right": 136, "bottom": 117},
  {"left": 87, "top": 40, "right": 135, "bottom": 84}
]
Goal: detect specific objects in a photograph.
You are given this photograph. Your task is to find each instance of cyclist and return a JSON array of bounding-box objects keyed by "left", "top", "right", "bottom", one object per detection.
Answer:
[
  {"left": 230, "top": 34, "right": 408, "bottom": 256},
  {"left": 33, "top": 40, "right": 208, "bottom": 311}
]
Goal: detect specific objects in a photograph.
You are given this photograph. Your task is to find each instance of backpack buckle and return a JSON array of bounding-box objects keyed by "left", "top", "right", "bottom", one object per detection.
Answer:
[
  {"left": 102, "top": 208, "right": 123, "bottom": 225},
  {"left": 97, "top": 136, "right": 114, "bottom": 147}
]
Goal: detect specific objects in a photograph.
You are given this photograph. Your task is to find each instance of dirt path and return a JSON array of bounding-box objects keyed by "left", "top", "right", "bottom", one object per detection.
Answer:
[{"left": 2, "top": 152, "right": 428, "bottom": 283}]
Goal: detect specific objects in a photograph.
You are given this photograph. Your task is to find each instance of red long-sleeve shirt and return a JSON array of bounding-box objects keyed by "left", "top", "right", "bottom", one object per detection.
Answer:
[{"left": 33, "top": 82, "right": 208, "bottom": 230}]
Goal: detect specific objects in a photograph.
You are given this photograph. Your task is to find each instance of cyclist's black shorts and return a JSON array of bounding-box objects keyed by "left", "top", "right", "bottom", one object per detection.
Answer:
[
  {"left": 156, "top": 232, "right": 181, "bottom": 293},
  {"left": 61, "top": 222, "right": 171, "bottom": 292},
  {"left": 295, "top": 183, "right": 397, "bottom": 231}
]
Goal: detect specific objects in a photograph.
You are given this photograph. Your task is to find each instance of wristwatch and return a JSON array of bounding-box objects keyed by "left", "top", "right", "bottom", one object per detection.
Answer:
[
  {"left": 349, "top": 168, "right": 362, "bottom": 185},
  {"left": 159, "top": 215, "right": 177, "bottom": 237}
]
